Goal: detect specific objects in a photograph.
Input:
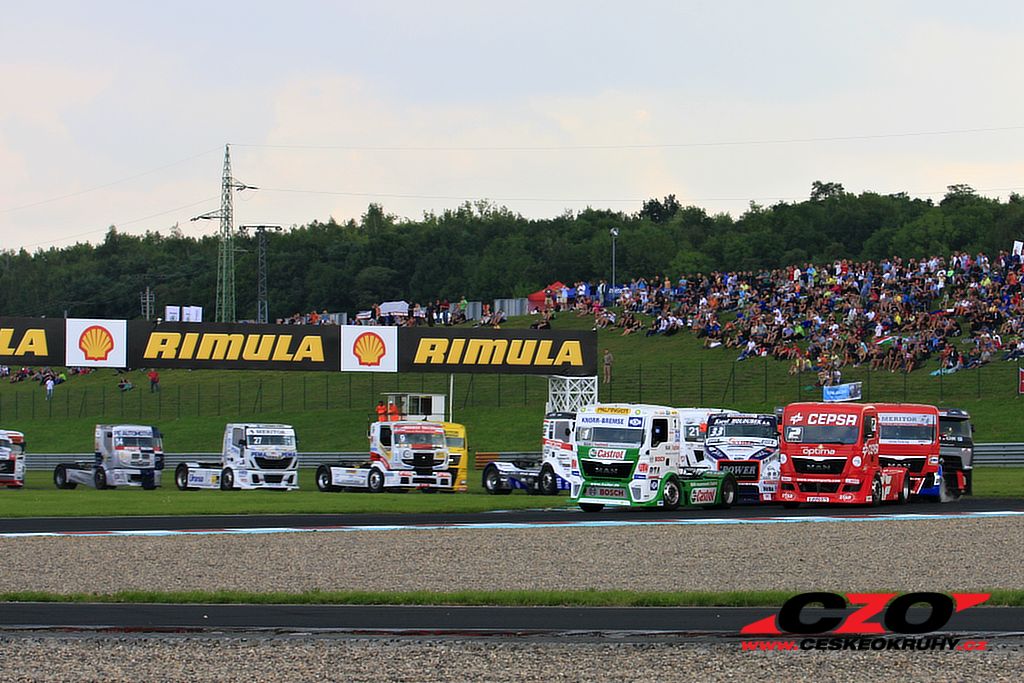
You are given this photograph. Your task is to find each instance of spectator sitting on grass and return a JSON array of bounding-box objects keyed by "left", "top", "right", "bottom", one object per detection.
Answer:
[{"left": 118, "top": 378, "right": 133, "bottom": 392}]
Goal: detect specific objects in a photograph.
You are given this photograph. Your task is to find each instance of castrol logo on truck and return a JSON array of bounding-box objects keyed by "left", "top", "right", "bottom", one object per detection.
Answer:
[
  {"left": 788, "top": 412, "right": 858, "bottom": 426},
  {"left": 589, "top": 448, "right": 627, "bottom": 459}
]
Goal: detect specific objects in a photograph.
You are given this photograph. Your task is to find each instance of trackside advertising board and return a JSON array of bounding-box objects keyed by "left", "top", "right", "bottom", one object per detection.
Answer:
[
  {"left": 398, "top": 328, "right": 597, "bottom": 376},
  {"left": 2, "top": 318, "right": 596, "bottom": 376},
  {"left": 0, "top": 317, "right": 66, "bottom": 366},
  {"left": 128, "top": 321, "right": 342, "bottom": 371}
]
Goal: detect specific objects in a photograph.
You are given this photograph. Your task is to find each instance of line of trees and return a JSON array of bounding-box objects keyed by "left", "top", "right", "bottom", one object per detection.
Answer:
[{"left": 2, "top": 183, "right": 1022, "bottom": 320}]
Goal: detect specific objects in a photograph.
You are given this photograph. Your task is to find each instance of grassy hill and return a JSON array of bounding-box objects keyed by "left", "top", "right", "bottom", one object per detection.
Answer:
[{"left": 1, "top": 313, "right": 1021, "bottom": 453}]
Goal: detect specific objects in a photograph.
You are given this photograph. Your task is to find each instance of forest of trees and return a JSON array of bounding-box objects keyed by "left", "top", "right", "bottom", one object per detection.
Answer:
[{"left": 2, "top": 183, "right": 1022, "bottom": 320}]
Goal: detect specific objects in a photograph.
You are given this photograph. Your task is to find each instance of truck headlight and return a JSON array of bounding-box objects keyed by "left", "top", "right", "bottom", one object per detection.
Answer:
[{"left": 852, "top": 456, "right": 862, "bottom": 467}]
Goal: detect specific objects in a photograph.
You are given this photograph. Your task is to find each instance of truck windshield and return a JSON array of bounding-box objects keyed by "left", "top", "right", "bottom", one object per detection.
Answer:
[
  {"left": 576, "top": 426, "right": 644, "bottom": 447},
  {"left": 939, "top": 419, "right": 971, "bottom": 440},
  {"left": 707, "top": 419, "right": 777, "bottom": 441},
  {"left": 395, "top": 431, "right": 446, "bottom": 447},
  {"left": 247, "top": 434, "right": 295, "bottom": 447},
  {"left": 880, "top": 425, "right": 935, "bottom": 443},
  {"left": 114, "top": 436, "right": 156, "bottom": 448},
  {"left": 785, "top": 425, "right": 859, "bottom": 445},
  {"left": 445, "top": 436, "right": 465, "bottom": 449},
  {"left": 0, "top": 438, "right": 11, "bottom": 450}
]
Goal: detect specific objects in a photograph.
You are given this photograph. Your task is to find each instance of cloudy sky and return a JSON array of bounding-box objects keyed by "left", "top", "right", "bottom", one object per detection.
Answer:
[{"left": 2, "top": 1, "right": 1023, "bottom": 251}]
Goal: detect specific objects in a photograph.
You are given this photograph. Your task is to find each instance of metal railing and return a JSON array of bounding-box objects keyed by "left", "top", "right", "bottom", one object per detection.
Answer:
[
  {"left": 23, "top": 452, "right": 367, "bottom": 471},
  {"left": 21, "top": 445, "right": 1024, "bottom": 470}
]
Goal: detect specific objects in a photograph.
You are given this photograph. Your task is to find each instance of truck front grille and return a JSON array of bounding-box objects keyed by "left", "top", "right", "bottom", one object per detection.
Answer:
[
  {"left": 880, "top": 457, "right": 926, "bottom": 472},
  {"left": 255, "top": 457, "right": 295, "bottom": 470},
  {"left": 581, "top": 460, "right": 633, "bottom": 480},
  {"left": 798, "top": 481, "right": 839, "bottom": 493},
  {"left": 792, "top": 458, "right": 845, "bottom": 475}
]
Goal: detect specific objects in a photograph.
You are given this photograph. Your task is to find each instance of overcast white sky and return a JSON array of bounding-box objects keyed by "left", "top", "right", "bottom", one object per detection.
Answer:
[{"left": 2, "top": 1, "right": 1024, "bottom": 251}]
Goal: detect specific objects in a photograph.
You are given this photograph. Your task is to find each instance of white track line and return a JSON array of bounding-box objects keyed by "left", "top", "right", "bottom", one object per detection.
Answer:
[{"left": 3, "top": 510, "right": 1023, "bottom": 539}]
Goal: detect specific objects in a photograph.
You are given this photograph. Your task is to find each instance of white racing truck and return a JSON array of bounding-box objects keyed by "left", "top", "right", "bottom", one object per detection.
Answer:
[
  {"left": 54, "top": 424, "right": 165, "bottom": 490},
  {"left": 703, "top": 413, "right": 780, "bottom": 503},
  {"left": 677, "top": 407, "right": 738, "bottom": 466},
  {"left": 0, "top": 429, "right": 26, "bottom": 488},
  {"left": 483, "top": 412, "right": 577, "bottom": 495},
  {"left": 317, "top": 420, "right": 452, "bottom": 493},
  {"left": 175, "top": 423, "right": 299, "bottom": 491}
]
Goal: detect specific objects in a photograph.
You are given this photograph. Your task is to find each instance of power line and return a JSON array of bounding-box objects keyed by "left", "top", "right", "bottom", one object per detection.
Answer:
[
  {"left": 0, "top": 146, "right": 223, "bottom": 214},
  {"left": 12, "top": 196, "right": 219, "bottom": 250},
  {"left": 231, "top": 124, "right": 1024, "bottom": 153}
]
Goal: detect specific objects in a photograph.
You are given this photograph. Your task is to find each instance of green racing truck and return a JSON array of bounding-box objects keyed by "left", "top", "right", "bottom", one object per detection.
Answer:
[{"left": 570, "top": 403, "right": 738, "bottom": 512}]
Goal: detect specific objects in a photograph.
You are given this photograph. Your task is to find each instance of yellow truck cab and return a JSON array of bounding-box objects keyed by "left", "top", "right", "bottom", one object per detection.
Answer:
[{"left": 442, "top": 422, "right": 469, "bottom": 492}]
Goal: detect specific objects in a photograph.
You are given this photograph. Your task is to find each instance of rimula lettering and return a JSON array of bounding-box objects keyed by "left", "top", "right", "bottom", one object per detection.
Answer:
[
  {"left": 0, "top": 329, "right": 49, "bottom": 356},
  {"left": 412, "top": 338, "right": 584, "bottom": 367},
  {"left": 143, "top": 332, "right": 324, "bottom": 362}
]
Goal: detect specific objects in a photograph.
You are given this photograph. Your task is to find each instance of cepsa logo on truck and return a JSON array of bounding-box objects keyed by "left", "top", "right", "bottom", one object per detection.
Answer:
[{"left": 778, "top": 402, "right": 908, "bottom": 507}]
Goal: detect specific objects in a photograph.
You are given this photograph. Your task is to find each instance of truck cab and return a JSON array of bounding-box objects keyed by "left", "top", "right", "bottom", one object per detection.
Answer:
[
  {"left": 778, "top": 402, "right": 907, "bottom": 507},
  {"left": 570, "top": 403, "right": 736, "bottom": 512},
  {"left": 678, "top": 407, "right": 737, "bottom": 467},
  {"left": 875, "top": 403, "right": 942, "bottom": 499},
  {"left": 317, "top": 420, "right": 453, "bottom": 493},
  {"left": 480, "top": 412, "right": 577, "bottom": 496},
  {"left": 176, "top": 423, "right": 299, "bottom": 491},
  {"left": 704, "top": 413, "right": 780, "bottom": 502},
  {"left": 442, "top": 422, "right": 469, "bottom": 492},
  {"left": 54, "top": 424, "right": 164, "bottom": 490},
  {"left": 938, "top": 408, "right": 973, "bottom": 496},
  {"left": 0, "top": 429, "right": 25, "bottom": 488}
]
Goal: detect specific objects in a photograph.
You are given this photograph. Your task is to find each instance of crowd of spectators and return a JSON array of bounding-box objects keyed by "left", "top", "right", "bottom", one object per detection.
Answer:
[{"left": 549, "top": 250, "right": 1024, "bottom": 380}]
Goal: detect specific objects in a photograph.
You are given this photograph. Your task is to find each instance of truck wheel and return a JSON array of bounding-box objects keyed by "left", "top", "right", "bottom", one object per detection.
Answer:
[
  {"left": 869, "top": 476, "right": 883, "bottom": 507},
  {"left": 663, "top": 476, "right": 682, "bottom": 511},
  {"left": 220, "top": 468, "right": 235, "bottom": 491},
  {"left": 942, "top": 473, "right": 962, "bottom": 502},
  {"left": 896, "top": 475, "right": 910, "bottom": 504},
  {"left": 316, "top": 466, "right": 339, "bottom": 492},
  {"left": 54, "top": 465, "right": 77, "bottom": 490},
  {"left": 94, "top": 468, "right": 109, "bottom": 490},
  {"left": 579, "top": 502, "right": 604, "bottom": 512},
  {"left": 538, "top": 466, "right": 559, "bottom": 496},
  {"left": 367, "top": 468, "right": 386, "bottom": 493},
  {"left": 482, "top": 465, "right": 511, "bottom": 495},
  {"left": 175, "top": 464, "right": 194, "bottom": 491},
  {"left": 712, "top": 475, "right": 737, "bottom": 509}
]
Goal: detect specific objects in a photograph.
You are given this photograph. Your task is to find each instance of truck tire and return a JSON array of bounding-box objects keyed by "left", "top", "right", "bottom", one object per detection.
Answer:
[
  {"left": 482, "top": 465, "right": 511, "bottom": 495},
  {"left": 663, "top": 476, "right": 682, "bottom": 511},
  {"left": 579, "top": 502, "right": 604, "bottom": 512},
  {"left": 175, "top": 464, "right": 194, "bottom": 491},
  {"left": 869, "top": 476, "right": 883, "bottom": 507},
  {"left": 94, "top": 468, "right": 109, "bottom": 490},
  {"left": 896, "top": 475, "right": 910, "bottom": 504},
  {"left": 942, "top": 472, "right": 962, "bottom": 501},
  {"left": 316, "top": 466, "right": 339, "bottom": 492},
  {"left": 220, "top": 467, "right": 236, "bottom": 491},
  {"left": 538, "top": 466, "right": 559, "bottom": 496},
  {"left": 54, "top": 465, "right": 77, "bottom": 490},
  {"left": 367, "top": 468, "right": 386, "bottom": 493},
  {"left": 712, "top": 475, "right": 737, "bottom": 509}
]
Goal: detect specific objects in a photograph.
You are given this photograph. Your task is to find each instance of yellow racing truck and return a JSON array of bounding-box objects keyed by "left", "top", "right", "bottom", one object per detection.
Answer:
[{"left": 442, "top": 422, "right": 469, "bottom": 492}]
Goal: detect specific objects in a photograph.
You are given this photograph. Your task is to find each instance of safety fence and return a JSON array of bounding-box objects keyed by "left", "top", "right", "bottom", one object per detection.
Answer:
[
  {"left": 21, "top": 445, "right": 1024, "bottom": 470},
  {"left": 1, "top": 359, "right": 1021, "bottom": 421}
]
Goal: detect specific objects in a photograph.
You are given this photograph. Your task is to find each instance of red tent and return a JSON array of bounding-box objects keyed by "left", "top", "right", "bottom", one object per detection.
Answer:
[{"left": 527, "top": 281, "right": 567, "bottom": 312}]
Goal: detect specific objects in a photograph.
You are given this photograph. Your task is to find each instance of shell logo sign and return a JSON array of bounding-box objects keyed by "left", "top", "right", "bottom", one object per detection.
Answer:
[
  {"left": 341, "top": 326, "right": 397, "bottom": 372},
  {"left": 352, "top": 331, "right": 387, "bottom": 367},
  {"left": 78, "top": 325, "right": 115, "bottom": 361},
  {"left": 65, "top": 319, "right": 127, "bottom": 368}
]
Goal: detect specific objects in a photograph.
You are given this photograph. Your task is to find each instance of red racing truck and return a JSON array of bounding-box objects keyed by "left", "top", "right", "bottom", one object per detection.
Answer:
[
  {"left": 778, "top": 402, "right": 909, "bottom": 507},
  {"left": 875, "top": 403, "right": 943, "bottom": 500}
]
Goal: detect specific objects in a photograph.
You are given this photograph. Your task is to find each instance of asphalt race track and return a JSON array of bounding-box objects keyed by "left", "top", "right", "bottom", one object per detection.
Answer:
[
  {"left": 2, "top": 603, "right": 1023, "bottom": 638},
  {"left": 2, "top": 496, "right": 1022, "bottom": 535}
]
